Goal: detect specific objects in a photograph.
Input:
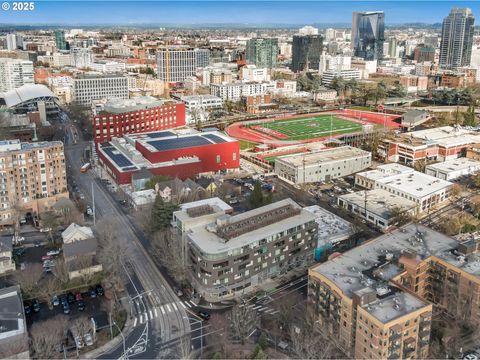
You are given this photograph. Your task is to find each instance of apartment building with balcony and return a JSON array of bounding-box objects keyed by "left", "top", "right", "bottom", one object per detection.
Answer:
[
  {"left": 0, "top": 139, "right": 68, "bottom": 225},
  {"left": 308, "top": 223, "right": 480, "bottom": 359},
  {"left": 186, "top": 198, "right": 318, "bottom": 302}
]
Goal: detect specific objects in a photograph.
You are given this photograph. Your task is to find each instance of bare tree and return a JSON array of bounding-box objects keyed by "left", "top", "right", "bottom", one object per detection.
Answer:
[
  {"left": 288, "top": 306, "right": 341, "bottom": 359},
  {"left": 228, "top": 304, "right": 257, "bottom": 344},
  {"left": 176, "top": 334, "right": 193, "bottom": 359},
  {"left": 12, "top": 263, "right": 43, "bottom": 299},
  {"left": 151, "top": 229, "right": 187, "bottom": 285},
  {"left": 52, "top": 257, "right": 71, "bottom": 286},
  {"left": 207, "top": 313, "right": 229, "bottom": 357},
  {"left": 37, "top": 277, "right": 61, "bottom": 310},
  {"left": 0, "top": 337, "right": 28, "bottom": 358},
  {"left": 41, "top": 211, "right": 59, "bottom": 243},
  {"left": 30, "top": 315, "right": 69, "bottom": 359},
  {"left": 72, "top": 315, "right": 93, "bottom": 338}
]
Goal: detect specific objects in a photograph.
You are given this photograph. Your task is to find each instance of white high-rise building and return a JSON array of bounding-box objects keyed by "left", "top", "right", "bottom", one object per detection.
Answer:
[
  {"left": 0, "top": 58, "right": 34, "bottom": 92},
  {"left": 72, "top": 74, "right": 129, "bottom": 106},
  {"left": 6, "top": 34, "right": 16, "bottom": 51},
  {"left": 70, "top": 48, "right": 93, "bottom": 69},
  {"left": 156, "top": 48, "right": 210, "bottom": 82},
  {"left": 240, "top": 65, "right": 270, "bottom": 82},
  {"left": 319, "top": 54, "right": 352, "bottom": 74},
  {"left": 325, "top": 28, "right": 336, "bottom": 41},
  {"left": 299, "top": 26, "right": 319, "bottom": 35},
  {"left": 53, "top": 52, "right": 72, "bottom": 67}
]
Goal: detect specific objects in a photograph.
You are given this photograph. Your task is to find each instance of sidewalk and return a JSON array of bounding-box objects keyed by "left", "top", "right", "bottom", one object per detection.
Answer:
[{"left": 83, "top": 298, "right": 133, "bottom": 359}]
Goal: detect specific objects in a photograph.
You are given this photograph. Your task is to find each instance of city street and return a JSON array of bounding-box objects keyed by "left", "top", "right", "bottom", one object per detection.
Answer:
[{"left": 65, "top": 141, "right": 191, "bottom": 359}]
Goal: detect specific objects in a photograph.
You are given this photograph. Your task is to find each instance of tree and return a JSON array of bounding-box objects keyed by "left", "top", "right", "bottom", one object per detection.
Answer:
[
  {"left": 249, "top": 181, "right": 272, "bottom": 209},
  {"left": 30, "top": 315, "right": 69, "bottom": 359},
  {"left": 148, "top": 195, "right": 179, "bottom": 234},
  {"left": 389, "top": 206, "right": 414, "bottom": 227},
  {"left": 228, "top": 305, "right": 257, "bottom": 344},
  {"left": 37, "top": 277, "right": 61, "bottom": 310},
  {"left": 330, "top": 77, "right": 346, "bottom": 102},
  {"left": 150, "top": 229, "right": 188, "bottom": 285},
  {"left": 414, "top": 159, "right": 426, "bottom": 172},
  {"left": 52, "top": 257, "right": 70, "bottom": 287},
  {"left": 41, "top": 211, "right": 59, "bottom": 243},
  {"left": 13, "top": 263, "right": 43, "bottom": 299},
  {"left": 463, "top": 104, "right": 477, "bottom": 126}
]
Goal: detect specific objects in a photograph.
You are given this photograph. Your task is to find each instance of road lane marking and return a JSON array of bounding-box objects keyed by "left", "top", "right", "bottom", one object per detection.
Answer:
[
  {"left": 133, "top": 317, "right": 138, "bottom": 327},
  {"left": 139, "top": 314, "right": 143, "bottom": 324},
  {"left": 188, "top": 301, "right": 196, "bottom": 307},
  {"left": 172, "top": 303, "right": 178, "bottom": 311},
  {"left": 143, "top": 312, "right": 147, "bottom": 322},
  {"left": 247, "top": 304, "right": 256, "bottom": 308},
  {"left": 166, "top": 304, "right": 171, "bottom": 312},
  {"left": 270, "top": 310, "right": 279, "bottom": 315},
  {"left": 257, "top": 307, "right": 267, "bottom": 312},
  {"left": 160, "top": 306, "right": 166, "bottom": 315},
  {"left": 253, "top": 305, "right": 262, "bottom": 310},
  {"left": 154, "top": 308, "right": 158, "bottom": 317},
  {"left": 149, "top": 310, "right": 153, "bottom": 320},
  {"left": 180, "top": 302, "right": 187, "bottom": 309}
]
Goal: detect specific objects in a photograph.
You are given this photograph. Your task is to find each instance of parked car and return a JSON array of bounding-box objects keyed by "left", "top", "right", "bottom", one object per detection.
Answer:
[
  {"left": 62, "top": 302, "right": 70, "bottom": 314},
  {"left": 89, "top": 288, "right": 97, "bottom": 298},
  {"left": 34, "top": 240, "right": 42, "bottom": 247},
  {"left": 52, "top": 295, "right": 60, "bottom": 307},
  {"left": 197, "top": 311, "right": 210, "bottom": 320},
  {"left": 14, "top": 248, "right": 26, "bottom": 257},
  {"left": 32, "top": 299, "right": 40, "bottom": 312},
  {"left": 75, "top": 292, "right": 83, "bottom": 301},
  {"left": 74, "top": 335, "right": 84, "bottom": 349},
  {"left": 77, "top": 300, "right": 86, "bottom": 311},
  {"left": 46, "top": 249, "right": 61, "bottom": 257},
  {"left": 24, "top": 303, "right": 31, "bottom": 315},
  {"left": 41, "top": 255, "right": 52, "bottom": 261},
  {"left": 84, "top": 333, "right": 94, "bottom": 346},
  {"left": 95, "top": 285, "right": 104, "bottom": 296},
  {"left": 67, "top": 292, "right": 75, "bottom": 304},
  {"left": 174, "top": 288, "right": 183, "bottom": 297},
  {"left": 39, "top": 228, "right": 51, "bottom": 233}
]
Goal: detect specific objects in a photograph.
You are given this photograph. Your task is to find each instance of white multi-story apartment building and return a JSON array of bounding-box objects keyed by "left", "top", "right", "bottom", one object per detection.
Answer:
[
  {"left": 90, "top": 61, "right": 126, "bottom": 73},
  {"left": 240, "top": 65, "right": 270, "bottom": 82},
  {"left": 72, "top": 74, "right": 129, "bottom": 106},
  {"left": 70, "top": 48, "right": 94, "bottom": 69},
  {"left": 210, "top": 81, "right": 276, "bottom": 101},
  {"left": 5, "top": 34, "right": 17, "bottom": 51},
  {"left": 156, "top": 48, "right": 210, "bottom": 82},
  {"left": 181, "top": 95, "right": 223, "bottom": 110},
  {"left": 0, "top": 58, "right": 34, "bottom": 92},
  {"left": 319, "top": 54, "right": 352, "bottom": 74},
  {"left": 321, "top": 69, "right": 362, "bottom": 86},
  {"left": 53, "top": 52, "right": 72, "bottom": 67}
]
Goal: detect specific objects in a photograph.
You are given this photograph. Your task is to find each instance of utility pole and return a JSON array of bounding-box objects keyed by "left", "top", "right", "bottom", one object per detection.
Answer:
[{"left": 92, "top": 182, "right": 96, "bottom": 227}]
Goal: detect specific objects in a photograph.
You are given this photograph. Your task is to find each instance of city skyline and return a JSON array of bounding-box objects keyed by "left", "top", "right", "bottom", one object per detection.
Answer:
[{"left": 1, "top": 1, "right": 480, "bottom": 26}]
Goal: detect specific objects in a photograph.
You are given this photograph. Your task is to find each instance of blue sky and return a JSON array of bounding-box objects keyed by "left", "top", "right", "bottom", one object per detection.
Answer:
[{"left": 1, "top": 1, "right": 480, "bottom": 26}]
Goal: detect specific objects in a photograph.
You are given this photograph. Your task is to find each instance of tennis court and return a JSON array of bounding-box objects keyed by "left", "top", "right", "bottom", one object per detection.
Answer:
[{"left": 251, "top": 114, "right": 364, "bottom": 140}]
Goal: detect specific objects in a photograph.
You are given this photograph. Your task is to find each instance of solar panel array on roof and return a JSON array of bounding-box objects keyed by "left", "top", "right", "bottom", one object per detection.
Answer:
[
  {"left": 148, "top": 136, "right": 211, "bottom": 151},
  {"left": 146, "top": 131, "right": 175, "bottom": 139},
  {"left": 101, "top": 144, "right": 134, "bottom": 168},
  {"left": 202, "top": 134, "right": 227, "bottom": 144}
]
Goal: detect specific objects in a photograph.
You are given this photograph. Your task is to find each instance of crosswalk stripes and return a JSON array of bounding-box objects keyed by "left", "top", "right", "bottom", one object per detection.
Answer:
[
  {"left": 180, "top": 302, "right": 187, "bottom": 309},
  {"left": 172, "top": 303, "right": 178, "bottom": 311},
  {"left": 131, "top": 292, "right": 191, "bottom": 327},
  {"left": 253, "top": 305, "right": 263, "bottom": 310},
  {"left": 160, "top": 305, "right": 166, "bottom": 315}
]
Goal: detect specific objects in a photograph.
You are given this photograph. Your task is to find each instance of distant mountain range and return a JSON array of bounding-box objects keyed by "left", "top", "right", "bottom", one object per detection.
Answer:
[{"left": 0, "top": 21, "right": 448, "bottom": 31}]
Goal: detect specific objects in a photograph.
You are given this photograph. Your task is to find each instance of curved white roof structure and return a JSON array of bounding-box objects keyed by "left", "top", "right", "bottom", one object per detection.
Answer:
[{"left": 0, "top": 84, "right": 57, "bottom": 108}]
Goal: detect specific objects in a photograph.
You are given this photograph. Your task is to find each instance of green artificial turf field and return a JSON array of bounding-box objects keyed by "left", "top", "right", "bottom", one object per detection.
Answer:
[{"left": 254, "top": 115, "right": 363, "bottom": 140}]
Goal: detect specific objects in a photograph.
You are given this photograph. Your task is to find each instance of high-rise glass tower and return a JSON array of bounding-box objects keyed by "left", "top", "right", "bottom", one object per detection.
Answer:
[
  {"left": 351, "top": 11, "right": 385, "bottom": 61},
  {"left": 291, "top": 35, "right": 323, "bottom": 72},
  {"left": 55, "top": 30, "right": 67, "bottom": 50},
  {"left": 245, "top": 38, "right": 278, "bottom": 69},
  {"left": 439, "top": 8, "right": 475, "bottom": 70}
]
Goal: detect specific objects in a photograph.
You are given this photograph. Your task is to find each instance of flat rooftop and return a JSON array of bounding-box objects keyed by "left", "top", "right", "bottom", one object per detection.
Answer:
[
  {"left": 400, "top": 126, "right": 480, "bottom": 148},
  {"left": 129, "top": 129, "right": 236, "bottom": 153},
  {"left": 99, "top": 96, "right": 171, "bottom": 114},
  {"left": 276, "top": 146, "right": 370, "bottom": 167},
  {"left": 377, "top": 171, "right": 452, "bottom": 198},
  {"left": 188, "top": 198, "right": 316, "bottom": 255},
  {"left": 0, "top": 286, "right": 26, "bottom": 341},
  {"left": 426, "top": 157, "right": 480, "bottom": 173},
  {"left": 303, "top": 205, "right": 352, "bottom": 247},
  {"left": 338, "top": 189, "right": 417, "bottom": 219}
]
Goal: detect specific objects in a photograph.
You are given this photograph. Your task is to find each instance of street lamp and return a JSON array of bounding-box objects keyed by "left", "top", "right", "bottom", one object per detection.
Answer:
[
  {"left": 183, "top": 316, "right": 203, "bottom": 356},
  {"left": 112, "top": 321, "right": 127, "bottom": 360}
]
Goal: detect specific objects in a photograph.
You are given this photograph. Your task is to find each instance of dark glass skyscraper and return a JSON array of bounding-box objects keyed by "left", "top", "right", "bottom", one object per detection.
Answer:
[
  {"left": 245, "top": 38, "right": 278, "bottom": 69},
  {"left": 54, "top": 30, "right": 67, "bottom": 50},
  {"left": 439, "top": 8, "right": 475, "bottom": 70},
  {"left": 291, "top": 35, "right": 323, "bottom": 72},
  {"left": 351, "top": 11, "right": 385, "bottom": 61}
]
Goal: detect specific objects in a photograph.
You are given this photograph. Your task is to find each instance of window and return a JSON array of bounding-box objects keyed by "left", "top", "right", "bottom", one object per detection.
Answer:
[{"left": 216, "top": 155, "right": 220, "bottom": 163}]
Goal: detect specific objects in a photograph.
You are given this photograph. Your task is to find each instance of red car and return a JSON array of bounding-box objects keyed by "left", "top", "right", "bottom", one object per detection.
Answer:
[{"left": 75, "top": 292, "right": 83, "bottom": 302}]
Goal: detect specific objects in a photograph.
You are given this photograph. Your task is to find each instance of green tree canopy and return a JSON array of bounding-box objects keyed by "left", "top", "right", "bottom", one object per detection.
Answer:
[
  {"left": 249, "top": 181, "right": 272, "bottom": 209},
  {"left": 149, "top": 195, "right": 179, "bottom": 234}
]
